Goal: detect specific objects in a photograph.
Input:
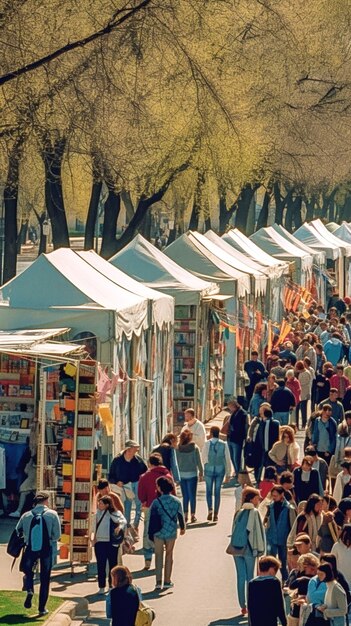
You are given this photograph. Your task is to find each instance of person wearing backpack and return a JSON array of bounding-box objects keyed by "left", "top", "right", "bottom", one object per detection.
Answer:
[
  {"left": 227, "top": 487, "right": 265, "bottom": 616},
  {"left": 202, "top": 426, "right": 231, "bottom": 522},
  {"left": 16, "top": 490, "right": 61, "bottom": 616}
]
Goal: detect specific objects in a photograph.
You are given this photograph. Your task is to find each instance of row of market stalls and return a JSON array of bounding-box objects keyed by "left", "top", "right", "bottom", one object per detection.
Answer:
[{"left": 1, "top": 219, "right": 351, "bottom": 461}]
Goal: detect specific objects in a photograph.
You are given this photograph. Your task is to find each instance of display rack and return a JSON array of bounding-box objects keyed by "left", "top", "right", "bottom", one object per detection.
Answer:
[
  {"left": 0, "top": 354, "right": 36, "bottom": 446},
  {"left": 208, "top": 322, "right": 225, "bottom": 418},
  {"left": 37, "top": 359, "right": 97, "bottom": 571},
  {"left": 173, "top": 305, "right": 198, "bottom": 424}
]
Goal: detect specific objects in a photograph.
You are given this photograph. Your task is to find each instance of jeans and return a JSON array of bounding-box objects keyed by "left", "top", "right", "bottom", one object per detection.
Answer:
[
  {"left": 22, "top": 546, "right": 52, "bottom": 612},
  {"left": 273, "top": 411, "right": 290, "bottom": 426},
  {"left": 233, "top": 554, "right": 256, "bottom": 609},
  {"left": 267, "top": 543, "right": 288, "bottom": 581},
  {"left": 204, "top": 469, "right": 225, "bottom": 513},
  {"left": 142, "top": 507, "right": 154, "bottom": 562},
  {"left": 94, "top": 541, "right": 118, "bottom": 588},
  {"left": 123, "top": 481, "right": 142, "bottom": 528},
  {"left": 296, "top": 400, "right": 308, "bottom": 429},
  {"left": 180, "top": 476, "right": 198, "bottom": 514},
  {"left": 227, "top": 441, "right": 242, "bottom": 475},
  {"left": 154, "top": 537, "right": 176, "bottom": 584}
]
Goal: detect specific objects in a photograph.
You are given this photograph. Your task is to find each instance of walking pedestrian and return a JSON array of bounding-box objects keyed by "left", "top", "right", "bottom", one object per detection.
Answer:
[
  {"left": 137, "top": 452, "right": 174, "bottom": 570},
  {"left": 312, "top": 405, "right": 337, "bottom": 465},
  {"left": 152, "top": 433, "right": 180, "bottom": 481},
  {"left": 268, "top": 426, "right": 300, "bottom": 474},
  {"left": 264, "top": 485, "right": 297, "bottom": 582},
  {"left": 226, "top": 398, "right": 248, "bottom": 482},
  {"left": 252, "top": 406, "right": 280, "bottom": 484},
  {"left": 16, "top": 491, "right": 61, "bottom": 616},
  {"left": 314, "top": 563, "right": 348, "bottom": 626},
  {"left": 92, "top": 495, "right": 127, "bottom": 594},
  {"left": 270, "top": 379, "right": 296, "bottom": 426},
  {"left": 176, "top": 429, "right": 203, "bottom": 523},
  {"left": 108, "top": 440, "right": 147, "bottom": 539},
  {"left": 247, "top": 555, "right": 287, "bottom": 626},
  {"left": 202, "top": 425, "right": 231, "bottom": 522},
  {"left": 295, "top": 360, "right": 313, "bottom": 430},
  {"left": 148, "top": 475, "right": 185, "bottom": 591},
  {"left": 228, "top": 487, "right": 265, "bottom": 616},
  {"left": 293, "top": 457, "right": 323, "bottom": 503},
  {"left": 244, "top": 350, "right": 267, "bottom": 403}
]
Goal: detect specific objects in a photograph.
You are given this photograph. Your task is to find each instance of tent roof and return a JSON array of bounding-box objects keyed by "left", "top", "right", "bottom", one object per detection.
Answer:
[
  {"left": 293, "top": 224, "right": 340, "bottom": 260},
  {"left": 250, "top": 227, "right": 313, "bottom": 271},
  {"left": 165, "top": 231, "right": 251, "bottom": 297},
  {"left": 326, "top": 222, "right": 340, "bottom": 233},
  {"left": 333, "top": 222, "right": 351, "bottom": 244},
  {"left": 0, "top": 329, "right": 85, "bottom": 357},
  {"left": 110, "top": 234, "right": 219, "bottom": 305},
  {"left": 222, "top": 229, "right": 289, "bottom": 276},
  {"left": 197, "top": 231, "right": 268, "bottom": 295},
  {"left": 271, "top": 224, "right": 325, "bottom": 265},
  {"left": 310, "top": 219, "right": 351, "bottom": 257},
  {"left": 77, "top": 250, "right": 173, "bottom": 327},
  {"left": 0, "top": 249, "right": 149, "bottom": 339}
]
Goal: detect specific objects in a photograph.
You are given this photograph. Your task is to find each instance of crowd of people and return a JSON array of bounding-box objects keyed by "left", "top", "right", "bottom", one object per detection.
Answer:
[{"left": 13, "top": 296, "right": 351, "bottom": 625}]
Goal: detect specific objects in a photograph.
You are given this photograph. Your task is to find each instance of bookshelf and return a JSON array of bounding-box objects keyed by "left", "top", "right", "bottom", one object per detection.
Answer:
[
  {"left": 0, "top": 354, "right": 36, "bottom": 447},
  {"left": 37, "top": 359, "right": 97, "bottom": 570},
  {"left": 173, "top": 305, "right": 198, "bottom": 424}
]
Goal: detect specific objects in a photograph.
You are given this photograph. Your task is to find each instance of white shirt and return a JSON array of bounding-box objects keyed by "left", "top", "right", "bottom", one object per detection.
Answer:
[
  {"left": 181, "top": 419, "right": 206, "bottom": 451},
  {"left": 331, "top": 541, "right": 351, "bottom": 581}
]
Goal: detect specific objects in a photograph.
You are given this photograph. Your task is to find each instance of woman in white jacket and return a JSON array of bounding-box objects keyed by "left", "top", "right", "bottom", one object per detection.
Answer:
[
  {"left": 227, "top": 487, "right": 265, "bottom": 617},
  {"left": 92, "top": 495, "right": 126, "bottom": 594},
  {"left": 268, "top": 426, "right": 300, "bottom": 473}
]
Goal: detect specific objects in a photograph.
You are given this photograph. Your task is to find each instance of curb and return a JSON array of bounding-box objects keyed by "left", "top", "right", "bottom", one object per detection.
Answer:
[{"left": 45, "top": 598, "right": 89, "bottom": 626}]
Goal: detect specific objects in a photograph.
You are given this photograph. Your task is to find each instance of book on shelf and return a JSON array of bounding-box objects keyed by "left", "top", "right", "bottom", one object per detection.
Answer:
[
  {"left": 174, "top": 373, "right": 194, "bottom": 384},
  {"left": 174, "top": 332, "right": 196, "bottom": 344},
  {"left": 174, "top": 346, "right": 195, "bottom": 357},
  {"left": 174, "top": 319, "right": 196, "bottom": 331}
]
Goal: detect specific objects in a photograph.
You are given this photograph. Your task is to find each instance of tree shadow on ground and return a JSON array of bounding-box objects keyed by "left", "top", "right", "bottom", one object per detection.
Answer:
[
  {"left": 208, "top": 616, "right": 247, "bottom": 626},
  {"left": 0, "top": 615, "right": 41, "bottom": 624}
]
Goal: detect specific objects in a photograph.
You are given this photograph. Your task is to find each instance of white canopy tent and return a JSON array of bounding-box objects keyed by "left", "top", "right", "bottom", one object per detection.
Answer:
[
  {"left": 326, "top": 223, "right": 340, "bottom": 233},
  {"left": 0, "top": 249, "right": 169, "bottom": 454},
  {"left": 109, "top": 233, "right": 218, "bottom": 305},
  {"left": 223, "top": 229, "right": 289, "bottom": 272},
  {"left": 110, "top": 235, "right": 224, "bottom": 424},
  {"left": 165, "top": 231, "right": 253, "bottom": 397},
  {"left": 293, "top": 223, "right": 344, "bottom": 296},
  {"left": 250, "top": 226, "right": 313, "bottom": 286},
  {"left": 333, "top": 222, "right": 351, "bottom": 244}
]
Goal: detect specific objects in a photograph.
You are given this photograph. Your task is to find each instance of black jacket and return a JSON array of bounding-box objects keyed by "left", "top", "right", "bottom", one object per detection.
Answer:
[
  {"left": 248, "top": 576, "right": 287, "bottom": 626},
  {"left": 228, "top": 407, "right": 248, "bottom": 444},
  {"left": 256, "top": 417, "right": 280, "bottom": 453},
  {"left": 109, "top": 585, "right": 139, "bottom": 626},
  {"left": 270, "top": 386, "right": 295, "bottom": 412},
  {"left": 293, "top": 467, "right": 321, "bottom": 503},
  {"left": 108, "top": 454, "right": 147, "bottom": 484}
]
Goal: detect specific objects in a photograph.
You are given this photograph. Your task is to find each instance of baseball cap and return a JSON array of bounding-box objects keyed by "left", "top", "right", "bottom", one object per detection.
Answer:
[
  {"left": 124, "top": 439, "right": 140, "bottom": 449},
  {"left": 33, "top": 490, "right": 50, "bottom": 503}
]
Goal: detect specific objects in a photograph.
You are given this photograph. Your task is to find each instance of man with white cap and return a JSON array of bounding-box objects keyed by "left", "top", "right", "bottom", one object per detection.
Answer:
[
  {"left": 16, "top": 491, "right": 61, "bottom": 617},
  {"left": 108, "top": 440, "right": 147, "bottom": 537}
]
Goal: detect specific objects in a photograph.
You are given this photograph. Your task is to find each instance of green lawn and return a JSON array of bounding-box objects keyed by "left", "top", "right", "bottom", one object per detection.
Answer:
[{"left": 0, "top": 591, "right": 64, "bottom": 625}]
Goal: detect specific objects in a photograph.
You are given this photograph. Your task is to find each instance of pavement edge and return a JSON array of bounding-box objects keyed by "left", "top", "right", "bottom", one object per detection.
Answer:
[{"left": 44, "top": 598, "right": 89, "bottom": 626}]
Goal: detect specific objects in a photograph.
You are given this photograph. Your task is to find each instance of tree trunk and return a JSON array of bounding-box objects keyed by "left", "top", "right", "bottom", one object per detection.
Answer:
[
  {"left": 304, "top": 194, "right": 316, "bottom": 222},
  {"left": 189, "top": 171, "right": 205, "bottom": 231},
  {"left": 33, "top": 209, "right": 48, "bottom": 256},
  {"left": 121, "top": 189, "right": 135, "bottom": 223},
  {"left": 105, "top": 162, "right": 189, "bottom": 255},
  {"left": 235, "top": 183, "right": 258, "bottom": 233},
  {"left": 84, "top": 180, "right": 102, "bottom": 250},
  {"left": 100, "top": 186, "right": 121, "bottom": 259},
  {"left": 139, "top": 207, "right": 152, "bottom": 239},
  {"left": 256, "top": 187, "right": 271, "bottom": 230},
  {"left": 204, "top": 216, "right": 211, "bottom": 231},
  {"left": 3, "top": 137, "right": 24, "bottom": 284},
  {"left": 274, "top": 182, "right": 284, "bottom": 224},
  {"left": 16, "top": 219, "right": 28, "bottom": 253},
  {"left": 293, "top": 196, "right": 303, "bottom": 229},
  {"left": 42, "top": 135, "right": 70, "bottom": 248},
  {"left": 284, "top": 192, "right": 295, "bottom": 231},
  {"left": 338, "top": 195, "right": 351, "bottom": 222}
]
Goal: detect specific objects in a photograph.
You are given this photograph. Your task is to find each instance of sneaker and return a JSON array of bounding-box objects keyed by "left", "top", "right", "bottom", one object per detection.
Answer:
[
  {"left": 207, "top": 511, "right": 213, "bottom": 521},
  {"left": 154, "top": 583, "right": 162, "bottom": 591},
  {"left": 24, "top": 591, "right": 33, "bottom": 609},
  {"left": 213, "top": 513, "right": 218, "bottom": 522},
  {"left": 98, "top": 587, "right": 106, "bottom": 595},
  {"left": 163, "top": 581, "right": 174, "bottom": 589},
  {"left": 191, "top": 515, "right": 197, "bottom": 523},
  {"left": 9, "top": 510, "right": 21, "bottom": 518},
  {"left": 144, "top": 560, "right": 151, "bottom": 570},
  {"left": 39, "top": 609, "right": 49, "bottom": 617}
]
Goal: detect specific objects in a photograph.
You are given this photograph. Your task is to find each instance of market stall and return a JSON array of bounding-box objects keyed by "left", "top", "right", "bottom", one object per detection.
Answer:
[{"left": 110, "top": 234, "right": 223, "bottom": 426}]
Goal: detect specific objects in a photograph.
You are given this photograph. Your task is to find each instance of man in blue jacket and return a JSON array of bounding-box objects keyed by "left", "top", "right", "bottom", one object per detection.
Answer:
[
  {"left": 312, "top": 404, "right": 337, "bottom": 465},
  {"left": 264, "top": 485, "right": 296, "bottom": 582}
]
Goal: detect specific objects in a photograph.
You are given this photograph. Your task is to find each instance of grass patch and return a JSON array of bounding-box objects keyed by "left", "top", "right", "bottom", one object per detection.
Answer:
[{"left": 0, "top": 591, "right": 64, "bottom": 625}]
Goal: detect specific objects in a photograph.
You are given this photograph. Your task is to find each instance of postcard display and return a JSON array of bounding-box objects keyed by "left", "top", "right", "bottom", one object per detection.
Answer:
[
  {"left": 37, "top": 360, "right": 97, "bottom": 569},
  {"left": 0, "top": 354, "right": 36, "bottom": 491},
  {"left": 173, "top": 304, "right": 225, "bottom": 426}
]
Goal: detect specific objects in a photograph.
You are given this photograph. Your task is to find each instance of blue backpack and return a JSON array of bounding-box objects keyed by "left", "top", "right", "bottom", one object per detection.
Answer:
[{"left": 28, "top": 512, "right": 50, "bottom": 554}]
